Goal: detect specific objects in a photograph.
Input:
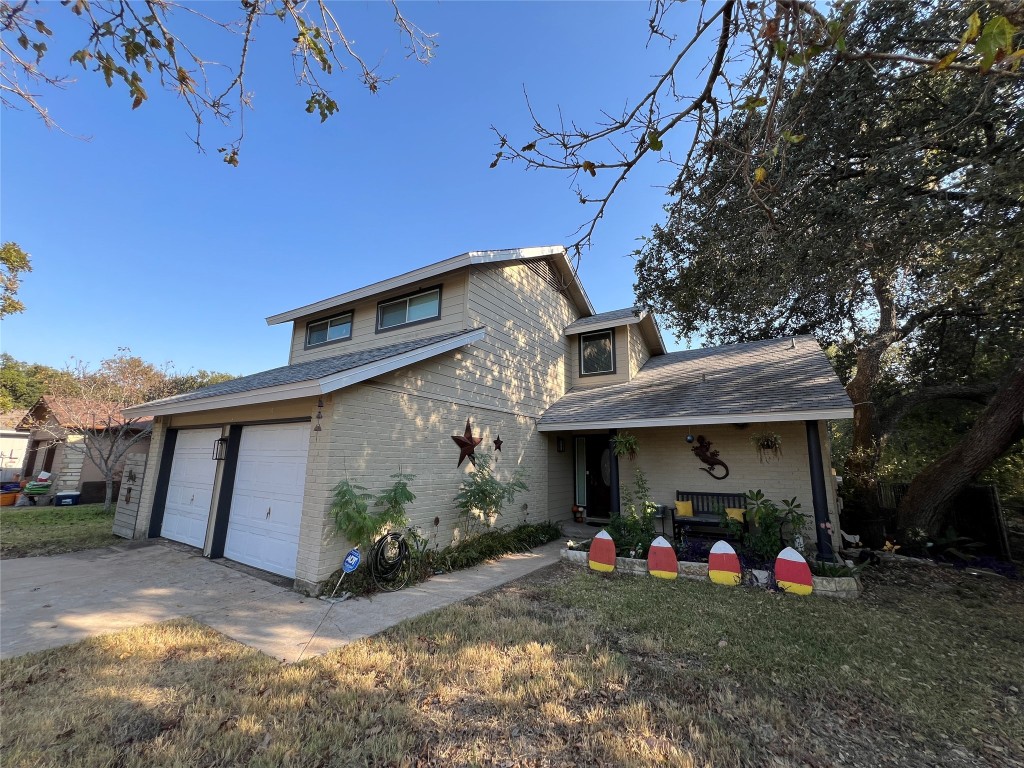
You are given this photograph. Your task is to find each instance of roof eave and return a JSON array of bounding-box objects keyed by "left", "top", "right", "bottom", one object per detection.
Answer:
[
  {"left": 537, "top": 407, "right": 854, "bottom": 432},
  {"left": 123, "top": 328, "right": 487, "bottom": 419}
]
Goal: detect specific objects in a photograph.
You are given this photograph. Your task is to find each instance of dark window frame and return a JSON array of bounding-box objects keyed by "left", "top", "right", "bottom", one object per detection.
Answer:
[
  {"left": 375, "top": 284, "right": 443, "bottom": 334},
  {"left": 304, "top": 310, "right": 354, "bottom": 350},
  {"left": 579, "top": 328, "right": 616, "bottom": 376}
]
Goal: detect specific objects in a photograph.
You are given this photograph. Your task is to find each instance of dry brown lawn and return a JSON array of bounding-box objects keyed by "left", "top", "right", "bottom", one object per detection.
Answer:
[{"left": 1, "top": 561, "right": 1021, "bottom": 767}]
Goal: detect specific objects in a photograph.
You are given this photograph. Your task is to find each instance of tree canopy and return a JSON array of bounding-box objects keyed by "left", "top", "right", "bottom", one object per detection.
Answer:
[
  {"left": 0, "top": 241, "right": 31, "bottom": 317},
  {"left": 1, "top": 0, "right": 436, "bottom": 163}
]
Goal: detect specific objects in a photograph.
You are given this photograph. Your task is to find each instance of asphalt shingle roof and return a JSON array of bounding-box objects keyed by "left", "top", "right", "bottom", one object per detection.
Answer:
[
  {"left": 539, "top": 335, "right": 851, "bottom": 427},
  {"left": 563, "top": 307, "right": 643, "bottom": 334},
  {"left": 138, "top": 329, "right": 481, "bottom": 409}
]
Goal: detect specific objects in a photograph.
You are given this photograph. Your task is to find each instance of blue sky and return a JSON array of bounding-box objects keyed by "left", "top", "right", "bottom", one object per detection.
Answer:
[{"left": 2, "top": 1, "right": 710, "bottom": 376}]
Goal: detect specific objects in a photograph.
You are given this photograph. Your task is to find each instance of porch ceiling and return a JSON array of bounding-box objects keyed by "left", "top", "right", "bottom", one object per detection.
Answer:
[{"left": 538, "top": 335, "right": 853, "bottom": 431}]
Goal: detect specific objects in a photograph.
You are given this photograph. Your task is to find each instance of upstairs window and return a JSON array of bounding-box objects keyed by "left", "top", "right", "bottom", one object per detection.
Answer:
[
  {"left": 580, "top": 329, "right": 615, "bottom": 375},
  {"left": 306, "top": 312, "right": 353, "bottom": 347},
  {"left": 377, "top": 286, "right": 441, "bottom": 331}
]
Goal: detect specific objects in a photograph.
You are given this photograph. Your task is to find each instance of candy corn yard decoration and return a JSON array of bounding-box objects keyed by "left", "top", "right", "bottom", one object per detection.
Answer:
[
  {"left": 774, "top": 547, "right": 814, "bottom": 595},
  {"left": 646, "top": 536, "right": 678, "bottom": 580},
  {"left": 588, "top": 530, "right": 616, "bottom": 573},
  {"left": 708, "top": 540, "right": 742, "bottom": 586}
]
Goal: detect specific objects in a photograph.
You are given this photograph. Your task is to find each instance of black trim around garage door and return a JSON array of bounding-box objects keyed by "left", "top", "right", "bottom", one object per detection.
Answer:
[
  {"left": 147, "top": 429, "right": 179, "bottom": 538},
  {"left": 209, "top": 425, "right": 243, "bottom": 559}
]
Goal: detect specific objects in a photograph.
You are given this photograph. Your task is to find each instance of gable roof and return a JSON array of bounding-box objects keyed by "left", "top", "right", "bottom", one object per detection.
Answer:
[
  {"left": 123, "top": 328, "right": 487, "bottom": 418},
  {"left": 538, "top": 335, "right": 852, "bottom": 431},
  {"left": 264, "top": 246, "right": 594, "bottom": 326},
  {"left": 563, "top": 307, "right": 666, "bottom": 355}
]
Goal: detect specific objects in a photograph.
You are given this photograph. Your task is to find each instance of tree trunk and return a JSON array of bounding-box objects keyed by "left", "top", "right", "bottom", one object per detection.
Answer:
[
  {"left": 844, "top": 340, "right": 888, "bottom": 488},
  {"left": 104, "top": 477, "right": 115, "bottom": 513},
  {"left": 897, "top": 356, "right": 1024, "bottom": 536}
]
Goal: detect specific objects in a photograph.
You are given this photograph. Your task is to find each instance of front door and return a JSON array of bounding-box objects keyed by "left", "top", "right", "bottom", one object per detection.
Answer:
[{"left": 575, "top": 435, "right": 611, "bottom": 519}]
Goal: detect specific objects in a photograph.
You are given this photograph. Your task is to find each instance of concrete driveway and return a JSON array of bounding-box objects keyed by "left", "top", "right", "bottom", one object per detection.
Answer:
[{"left": 0, "top": 539, "right": 563, "bottom": 662}]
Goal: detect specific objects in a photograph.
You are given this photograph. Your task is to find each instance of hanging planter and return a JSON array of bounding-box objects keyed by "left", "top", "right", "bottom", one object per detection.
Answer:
[
  {"left": 611, "top": 431, "right": 640, "bottom": 461},
  {"left": 750, "top": 429, "right": 783, "bottom": 463}
]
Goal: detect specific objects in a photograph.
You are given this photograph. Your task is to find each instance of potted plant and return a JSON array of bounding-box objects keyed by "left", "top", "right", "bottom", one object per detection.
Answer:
[
  {"left": 610, "top": 431, "right": 639, "bottom": 461},
  {"left": 750, "top": 429, "right": 783, "bottom": 463}
]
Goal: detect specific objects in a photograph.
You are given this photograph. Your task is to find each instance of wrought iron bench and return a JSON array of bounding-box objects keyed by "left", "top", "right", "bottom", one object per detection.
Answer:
[{"left": 672, "top": 491, "right": 748, "bottom": 541}]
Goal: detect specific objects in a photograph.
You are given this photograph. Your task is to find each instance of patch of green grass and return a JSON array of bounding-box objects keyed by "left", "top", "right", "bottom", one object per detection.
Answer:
[
  {"left": 1, "top": 562, "right": 1020, "bottom": 766},
  {"left": 0, "top": 503, "right": 118, "bottom": 558}
]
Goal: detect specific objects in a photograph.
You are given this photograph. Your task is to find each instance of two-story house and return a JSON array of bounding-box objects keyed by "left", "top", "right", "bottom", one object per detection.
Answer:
[{"left": 120, "top": 246, "right": 852, "bottom": 591}]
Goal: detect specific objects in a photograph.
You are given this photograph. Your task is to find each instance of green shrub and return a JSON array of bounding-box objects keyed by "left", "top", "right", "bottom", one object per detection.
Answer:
[
  {"left": 723, "top": 489, "right": 806, "bottom": 566},
  {"left": 329, "top": 472, "right": 416, "bottom": 550},
  {"left": 430, "top": 521, "right": 561, "bottom": 572},
  {"left": 610, "top": 468, "right": 657, "bottom": 556},
  {"left": 453, "top": 451, "right": 528, "bottom": 529}
]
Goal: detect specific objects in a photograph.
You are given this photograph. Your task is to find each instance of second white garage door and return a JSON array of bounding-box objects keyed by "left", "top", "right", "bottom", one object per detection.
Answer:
[{"left": 223, "top": 422, "right": 310, "bottom": 578}]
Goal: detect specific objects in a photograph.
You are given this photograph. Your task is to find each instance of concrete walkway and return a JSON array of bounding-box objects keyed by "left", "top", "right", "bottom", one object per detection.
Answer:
[{"left": 0, "top": 538, "right": 564, "bottom": 662}]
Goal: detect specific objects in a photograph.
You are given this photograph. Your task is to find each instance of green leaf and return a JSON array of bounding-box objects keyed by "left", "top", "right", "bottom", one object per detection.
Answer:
[
  {"left": 773, "top": 40, "right": 787, "bottom": 58},
  {"left": 739, "top": 96, "right": 768, "bottom": 112},
  {"left": 962, "top": 10, "right": 982, "bottom": 45},
  {"left": 647, "top": 130, "right": 664, "bottom": 151},
  {"left": 834, "top": 36, "right": 847, "bottom": 53},
  {"left": 781, "top": 130, "right": 805, "bottom": 144},
  {"left": 975, "top": 16, "right": 1017, "bottom": 72}
]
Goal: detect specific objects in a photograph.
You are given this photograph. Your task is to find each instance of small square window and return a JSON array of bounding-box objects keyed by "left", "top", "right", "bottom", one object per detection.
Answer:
[
  {"left": 580, "top": 329, "right": 615, "bottom": 375},
  {"left": 306, "top": 312, "right": 353, "bottom": 347},
  {"left": 377, "top": 287, "right": 441, "bottom": 331}
]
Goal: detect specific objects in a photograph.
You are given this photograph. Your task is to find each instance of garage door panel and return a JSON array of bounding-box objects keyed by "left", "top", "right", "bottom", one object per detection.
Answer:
[
  {"left": 223, "top": 423, "right": 309, "bottom": 578},
  {"left": 160, "top": 428, "right": 220, "bottom": 549}
]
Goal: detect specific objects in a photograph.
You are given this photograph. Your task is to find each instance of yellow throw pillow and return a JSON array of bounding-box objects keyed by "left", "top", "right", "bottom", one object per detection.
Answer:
[
  {"left": 725, "top": 507, "right": 745, "bottom": 523},
  {"left": 675, "top": 500, "right": 694, "bottom": 517}
]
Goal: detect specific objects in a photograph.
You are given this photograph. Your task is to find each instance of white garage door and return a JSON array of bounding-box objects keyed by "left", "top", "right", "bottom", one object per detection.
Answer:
[
  {"left": 224, "top": 423, "right": 310, "bottom": 578},
  {"left": 161, "top": 428, "right": 221, "bottom": 548}
]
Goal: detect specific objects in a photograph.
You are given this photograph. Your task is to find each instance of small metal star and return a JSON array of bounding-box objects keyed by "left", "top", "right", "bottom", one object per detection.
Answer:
[
  {"left": 451, "top": 418, "right": 483, "bottom": 467},
  {"left": 493, "top": 435, "right": 503, "bottom": 452}
]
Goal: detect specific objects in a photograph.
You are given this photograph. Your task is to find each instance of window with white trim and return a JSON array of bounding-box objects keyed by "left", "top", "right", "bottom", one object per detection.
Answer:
[
  {"left": 306, "top": 312, "right": 353, "bottom": 347},
  {"left": 580, "top": 329, "right": 615, "bottom": 375},
  {"left": 377, "top": 287, "right": 441, "bottom": 331}
]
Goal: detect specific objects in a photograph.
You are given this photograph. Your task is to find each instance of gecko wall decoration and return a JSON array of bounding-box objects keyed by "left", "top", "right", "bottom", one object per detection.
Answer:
[{"left": 691, "top": 435, "right": 729, "bottom": 480}]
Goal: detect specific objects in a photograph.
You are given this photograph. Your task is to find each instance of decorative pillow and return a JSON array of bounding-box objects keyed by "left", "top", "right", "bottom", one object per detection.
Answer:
[
  {"left": 725, "top": 507, "right": 746, "bottom": 523},
  {"left": 674, "top": 500, "right": 694, "bottom": 517}
]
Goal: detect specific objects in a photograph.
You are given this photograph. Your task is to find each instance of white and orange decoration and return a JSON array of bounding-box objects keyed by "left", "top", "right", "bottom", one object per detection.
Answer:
[
  {"left": 708, "top": 540, "right": 742, "bottom": 586},
  {"left": 646, "top": 536, "right": 678, "bottom": 580},
  {"left": 774, "top": 547, "right": 814, "bottom": 595},
  {"left": 588, "top": 529, "right": 616, "bottom": 573}
]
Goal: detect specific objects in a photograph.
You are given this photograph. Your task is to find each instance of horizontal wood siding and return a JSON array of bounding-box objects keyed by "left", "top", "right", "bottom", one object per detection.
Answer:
[
  {"left": 288, "top": 273, "right": 469, "bottom": 365},
  {"left": 628, "top": 324, "right": 651, "bottom": 377}
]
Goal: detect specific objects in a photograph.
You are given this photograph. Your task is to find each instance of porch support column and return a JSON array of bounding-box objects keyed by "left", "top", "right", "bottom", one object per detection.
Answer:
[
  {"left": 805, "top": 420, "right": 835, "bottom": 562},
  {"left": 608, "top": 429, "right": 620, "bottom": 516}
]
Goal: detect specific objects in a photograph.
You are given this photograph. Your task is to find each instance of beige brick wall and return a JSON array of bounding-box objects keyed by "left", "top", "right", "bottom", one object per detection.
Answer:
[
  {"left": 616, "top": 421, "right": 841, "bottom": 550},
  {"left": 288, "top": 272, "right": 469, "bottom": 365},
  {"left": 293, "top": 383, "right": 552, "bottom": 584}
]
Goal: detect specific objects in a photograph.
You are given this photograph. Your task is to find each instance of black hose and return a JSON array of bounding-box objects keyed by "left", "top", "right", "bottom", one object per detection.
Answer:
[{"left": 370, "top": 531, "right": 411, "bottom": 591}]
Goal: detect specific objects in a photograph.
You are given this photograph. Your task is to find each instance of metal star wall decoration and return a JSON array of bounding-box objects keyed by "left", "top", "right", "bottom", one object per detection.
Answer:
[
  {"left": 452, "top": 418, "right": 483, "bottom": 467},
  {"left": 493, "top": 435, "right": 503, "bottom": 452}
]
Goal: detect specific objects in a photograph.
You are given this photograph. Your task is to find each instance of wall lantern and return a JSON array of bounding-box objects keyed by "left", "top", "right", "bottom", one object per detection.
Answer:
[
  {"left": 212, "top": 437, "right": 229, "bottom": 461},
  {"left": 556, "top": 437, "right": 566, "bottom": 453}
]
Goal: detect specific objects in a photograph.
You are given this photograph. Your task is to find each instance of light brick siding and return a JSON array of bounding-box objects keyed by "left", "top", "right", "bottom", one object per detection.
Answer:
[
  {"left": 616, "top": 421, "right": 841, "bottom": 551},
  {"left": 112, "top": 452, "right": 148, "bottom": 538},
  {"left": 288, "top": 273, "right": 469, "bottom": 365}
]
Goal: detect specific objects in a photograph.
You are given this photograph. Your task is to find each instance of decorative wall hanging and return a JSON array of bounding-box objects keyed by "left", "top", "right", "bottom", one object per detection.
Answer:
[
  {"left": 692, "top": 435, "right": 729, "bottom": 479},
  {"left": 452, "top": 418, "right": 483, "bottom": 467},
  {"left": 708, "top": 540, "right": 742, "bottom": 586},
  {"left": 775, "top": 547, "right": 814, "bottom": 595},
  {"left": 647, "top": 536, "right": 678, "bottom": 580},
  {"left": 588, "top": 529, "right": 616, "bottom": 572},
  {"left": 314, "top": 397, "right": 324, "bottom": 438},
  {"left": 493, "top": 434, "right": 503, "bottom": 452}
]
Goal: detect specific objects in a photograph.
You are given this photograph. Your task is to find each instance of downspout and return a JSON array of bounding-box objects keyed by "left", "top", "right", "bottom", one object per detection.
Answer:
[
  {"left": 805, "top": 420, "right": 836, "bottom": 562},
  {"left": 608, "top": 429, "right": 620, "bottom": 516}
]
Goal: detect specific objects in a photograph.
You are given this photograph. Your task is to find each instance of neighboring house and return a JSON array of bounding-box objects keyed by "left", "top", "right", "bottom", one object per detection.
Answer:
[
  {"left": 0, "top": 411, "right": 30, "bottom": 483},
  {"left": 122, "top": 246, "right": 853, "bottom": 591},
  {"left": 16, "top": 397, "right": 153, "bottom": 502}
]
